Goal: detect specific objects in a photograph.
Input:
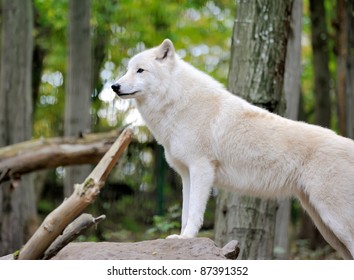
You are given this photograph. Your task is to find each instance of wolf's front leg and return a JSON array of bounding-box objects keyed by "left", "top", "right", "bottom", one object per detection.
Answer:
[
  {"left": 166, "top": 171, "right": 190, "bottom": 239},
  {"left": 167, "top": 159, "right": 214, "bottom": 239},
  {"left": 181, "top": 174, "right": 190, "bottom": 233}
]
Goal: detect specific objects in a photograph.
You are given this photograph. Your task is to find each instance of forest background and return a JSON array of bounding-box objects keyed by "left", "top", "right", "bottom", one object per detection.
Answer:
[{"left": 0, "top": 0, "right": 350, "bottom": 259}]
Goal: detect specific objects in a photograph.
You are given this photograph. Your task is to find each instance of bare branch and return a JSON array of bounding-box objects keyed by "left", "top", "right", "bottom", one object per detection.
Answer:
[
  {"left": 17, "top": 127, "right": 133, "bottom": 260},
  {"left": 43, "top": 213, "right": 106, "bottom": 260}
]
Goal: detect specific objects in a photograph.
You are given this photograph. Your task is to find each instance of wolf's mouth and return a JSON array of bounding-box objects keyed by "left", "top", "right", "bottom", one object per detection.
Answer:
[{"left": 117, "top": 91, "right": 140, "bottom": 97}]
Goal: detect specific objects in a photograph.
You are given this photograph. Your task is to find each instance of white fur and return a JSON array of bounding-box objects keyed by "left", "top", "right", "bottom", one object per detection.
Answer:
[{"left": 112, "top": 39, "right": 354, "bottom": 259}]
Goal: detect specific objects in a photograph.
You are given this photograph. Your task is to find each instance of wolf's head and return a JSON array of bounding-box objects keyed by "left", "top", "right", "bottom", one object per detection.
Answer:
[{"left": 111, "top": 39, "right": 176, "bottom": 100}]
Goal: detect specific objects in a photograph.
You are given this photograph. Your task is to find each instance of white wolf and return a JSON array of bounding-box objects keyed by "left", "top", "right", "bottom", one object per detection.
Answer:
[{"left": 112, "top": 39, "right": 354, "bottom": 259}]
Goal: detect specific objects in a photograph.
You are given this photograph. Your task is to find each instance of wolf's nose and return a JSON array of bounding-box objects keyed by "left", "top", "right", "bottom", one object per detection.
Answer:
[{"left": 111, "top": 83, "right": 121, "bottom": 93}]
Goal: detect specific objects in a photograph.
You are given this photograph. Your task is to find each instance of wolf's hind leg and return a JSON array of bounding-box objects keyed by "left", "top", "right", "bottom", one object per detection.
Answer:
[{"left": 297, "top": 190, "right": 353, "bottom": 259}]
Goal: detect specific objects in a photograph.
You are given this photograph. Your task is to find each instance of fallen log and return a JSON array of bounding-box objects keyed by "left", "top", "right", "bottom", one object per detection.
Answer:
[
  {"left": 17, "top": 127, "right": 133, "bottom": 260},
  {"left": 0, "top": 129, "right": 123, "bottom": 184}
]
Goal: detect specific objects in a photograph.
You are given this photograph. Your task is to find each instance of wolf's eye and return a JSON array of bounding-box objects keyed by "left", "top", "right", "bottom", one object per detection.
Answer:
[{"left": 137, "top": 68, "right": 144, "bottom": 73}]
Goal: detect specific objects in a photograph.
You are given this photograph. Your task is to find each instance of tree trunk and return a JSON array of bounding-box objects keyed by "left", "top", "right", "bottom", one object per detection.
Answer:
[
  {"left": 32, "top": 6, "right": 47, "bottom": 114},
  {"left": 344, "top": 1, "right": 354, "bottom": 138},
  {"left": 274, "top": 0, "right": 302, "bottom": 260},
  {"left": 335, "top": 0, "right": 347, "bottom": 136},
  {"left": 283, "top": 0, "right": 302, "bottom": 122},
  {"left": 309, "top": 0, "right": 332, "bottom": 129},
  {"left": 214, "top": 0, "right": 293, "bottom": 259},
  {"left": 0, "top": 0, "right": 36, "bottom": 255},
  {"left": 64, "top": 0, "right": 92, "bottom": 197}
]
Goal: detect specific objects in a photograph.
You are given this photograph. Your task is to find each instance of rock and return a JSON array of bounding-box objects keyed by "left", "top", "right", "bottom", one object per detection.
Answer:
[
  {"left": 52, "top": 238, "right": 239, "bottom": 260},
  {"left": 0, "top": 254, "right": 13, "bottom": 260},
  {"left": 222, "top": 240, "right": 240, "bottom": 260},
  {"left": 0, "top": 238, "right": 239, "bottom": 260}
]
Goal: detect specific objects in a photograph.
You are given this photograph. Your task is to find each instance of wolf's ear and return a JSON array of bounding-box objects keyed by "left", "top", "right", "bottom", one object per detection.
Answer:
[{"left": 156, "top": 39, "right": 175, "bottom": 61}]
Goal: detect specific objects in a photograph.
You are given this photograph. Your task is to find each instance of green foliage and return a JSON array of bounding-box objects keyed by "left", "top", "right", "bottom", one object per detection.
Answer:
[
  {"left": 33, "top": 0, "right": 67, "bottom": 137},
  {"left": 32, "top": 0, "right": 234, "bottom": 137},
  {"left": 145, "top": 204, "right": 181, "bottom": 238},
  {"left": 13, "top": 250, "right": 20, "bottom": 260},
  {"left": 38, "top": 199, "right": 56, "bottom": 215}
]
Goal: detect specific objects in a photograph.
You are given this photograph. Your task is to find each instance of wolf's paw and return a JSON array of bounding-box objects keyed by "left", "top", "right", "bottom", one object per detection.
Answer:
[{"left": 166, "top": 234, "right": 190, "bottom": 239}]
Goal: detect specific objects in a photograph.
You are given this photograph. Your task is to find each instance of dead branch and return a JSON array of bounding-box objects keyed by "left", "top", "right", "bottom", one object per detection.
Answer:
[
  {"left": 43, "top": 213, "right": 106, "bottom": 260},
  {"left": 17, "top": 127, "right": 133, "bottom": 260},
  {"left": 0, "top": 129, "right": 122, "bottom": 184}
]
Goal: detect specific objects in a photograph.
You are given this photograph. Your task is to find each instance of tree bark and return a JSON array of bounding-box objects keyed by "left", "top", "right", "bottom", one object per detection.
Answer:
[
  {"left": 0, "top": 0, "right": 36, "bottom": 256},
  {"left": 64, "top": 0, "right": 92, "bottom": 197},
  {"left": 214, "top": 0, "right": 292, "bottom": 259},
  {"left": 309, "top": 0, "right": 332, "bottom": 129},
  {"left": 274, "top": 0, "right": 302, "bottom": 260}
]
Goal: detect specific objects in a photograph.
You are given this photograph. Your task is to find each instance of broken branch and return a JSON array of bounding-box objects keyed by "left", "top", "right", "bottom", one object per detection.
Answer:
[
  {"left": 17, "top": 127, "right": 133, "bottom": 260},
  {"left": 43, "top": 213, "right": 106, "bottom": 260}
]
